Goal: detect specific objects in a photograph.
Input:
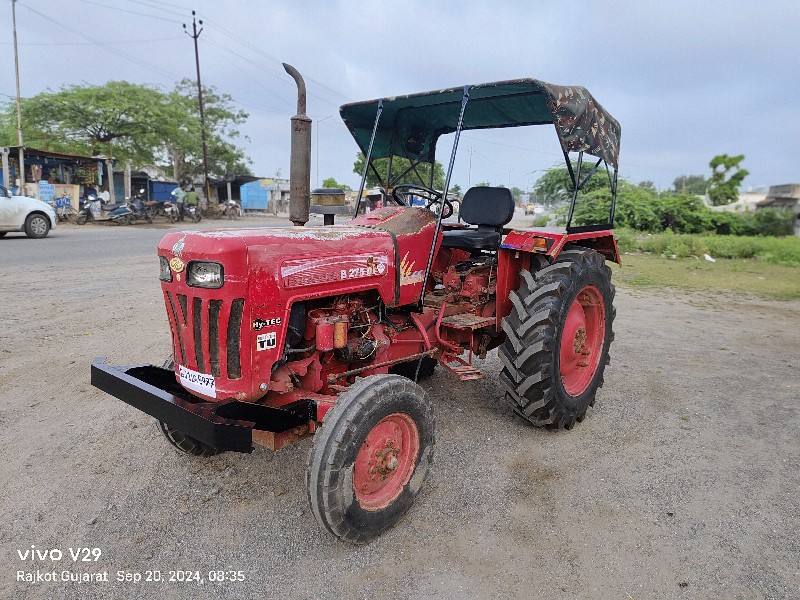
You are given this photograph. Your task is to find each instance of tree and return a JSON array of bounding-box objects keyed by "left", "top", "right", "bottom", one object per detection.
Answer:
[
  {"left": 657, "top": 194, "right": 712, "bottom": 233},
  {"left": 572, "top": 181, "right": 661, "bottom": 232},
  {"left": 708, "top": 154, "right": 749, "bottom": 206},
  {"left": 353, "top": 153, "right": 445, "bottom": 189},
  {"left": 510, "top": 186, "right": 525, "bottom": 204},
  {"left": 449, "top": 183, "right": 462, "bottom": 197},
  {"left": 321, "top": 177, "right": 351, "bottom": 190},
  {"left": 534, "top": 162, "right": 609, "bottom": 203},
  {"left": 638, "top": 181, "right": 656, "bottom": 192},
  {"left": 1, "top": 81, "right": 166, "bottom": 162},
  {"left": 0, "top": 80, "right": 251, "bottom": 181},
  {"left": 672, "top": 174, "right": 707, "bottom": 195},
  {"left": 166, "top": 79, "right": 251, "bottom": 181}
]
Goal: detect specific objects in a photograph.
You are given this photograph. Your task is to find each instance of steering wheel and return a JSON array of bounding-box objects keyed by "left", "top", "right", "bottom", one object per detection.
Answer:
[{"left": 391, "top": 184, "right": 454, "bottom": 219}]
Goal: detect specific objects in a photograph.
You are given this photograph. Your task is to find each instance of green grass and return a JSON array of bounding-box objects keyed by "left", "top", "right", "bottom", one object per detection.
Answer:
[
  {"left": 615, "top": 229, "right": 800, "bottom": 267},
  {"left": 613, "top": 253, "right": 800, "bottom": 300}
]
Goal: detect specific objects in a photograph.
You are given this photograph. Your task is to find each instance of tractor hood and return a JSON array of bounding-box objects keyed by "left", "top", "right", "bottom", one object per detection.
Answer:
[{"left": 158, "top": 226, "right": 399, "bottom": 307}]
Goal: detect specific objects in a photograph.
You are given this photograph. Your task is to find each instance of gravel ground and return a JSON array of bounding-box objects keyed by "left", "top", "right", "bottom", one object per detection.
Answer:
[{"left": 1, "top": 222, "right": 798, "bottom": 600}]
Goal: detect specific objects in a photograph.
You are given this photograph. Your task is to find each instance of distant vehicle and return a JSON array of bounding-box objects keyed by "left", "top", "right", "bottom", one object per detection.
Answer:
[
  {"left": 524, "top": 203, "right": 545, "bottom": 215},
  {"left": 0, "top": 184, "right": 57, "bottom": 239}
]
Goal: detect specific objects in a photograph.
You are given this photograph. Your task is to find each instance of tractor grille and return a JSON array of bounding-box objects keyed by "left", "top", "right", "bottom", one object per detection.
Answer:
[{"left": 166, "top": 291, "right": 245, "bottom": 380}]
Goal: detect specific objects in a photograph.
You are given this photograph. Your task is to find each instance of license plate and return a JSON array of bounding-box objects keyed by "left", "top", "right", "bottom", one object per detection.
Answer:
[{"left": 178, "top": 365, "right": 216, "bottom": 398}]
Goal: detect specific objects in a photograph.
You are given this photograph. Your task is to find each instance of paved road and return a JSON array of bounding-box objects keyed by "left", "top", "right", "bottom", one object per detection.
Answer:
[
  {"left": 0, "top": 215, "right": 307, "bottom": 267},
  {"left": 0, "top": 208, "right": 537, "bottom": 268}
]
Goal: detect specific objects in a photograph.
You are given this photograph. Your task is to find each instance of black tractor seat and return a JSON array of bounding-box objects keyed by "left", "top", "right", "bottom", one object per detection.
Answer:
[{"left": 442, "top": 186, "right": 515, "bottom": 251}]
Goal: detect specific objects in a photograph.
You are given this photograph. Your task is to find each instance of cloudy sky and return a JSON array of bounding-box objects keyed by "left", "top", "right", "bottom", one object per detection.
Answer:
[{"left": 1, "top": 0, "right": 797, "bottom": 192}]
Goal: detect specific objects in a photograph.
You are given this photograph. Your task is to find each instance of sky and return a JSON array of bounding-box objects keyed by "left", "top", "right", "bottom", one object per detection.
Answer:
[{"left": 1, "top": 0, "right": 798, "bottom": 193}]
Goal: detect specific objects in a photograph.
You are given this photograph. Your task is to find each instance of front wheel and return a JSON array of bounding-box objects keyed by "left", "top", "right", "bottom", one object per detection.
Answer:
[
  {"left": 159, "top": 422, "right": 220, "bottom": 457},
  {"left": 499, "top": 246, "right": 615, "bottom": 429},
  {"left": 24, "top": 213, "right": 50, "bottom": 238},
  {"left": 306, "top": 375, "right": 435, "bottom": 544}
]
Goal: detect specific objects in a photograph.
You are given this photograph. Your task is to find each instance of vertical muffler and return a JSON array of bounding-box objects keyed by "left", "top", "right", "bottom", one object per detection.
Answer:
[{"left": 283, "top": 63, "right": 311, "bottom": 227}]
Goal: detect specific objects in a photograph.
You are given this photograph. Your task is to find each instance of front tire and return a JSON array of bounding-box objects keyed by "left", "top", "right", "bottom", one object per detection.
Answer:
[
  {"left": 158, "top": 356, "right": 220, "bottom": 457},
  {"left": 24, "top": 213, "right": 50, "bottom": 238},
  {"left": 159, "top": 422, "right": 220, "bottom": 457},
  {"left": 307, "top": 375, "right": 435, "bottom": 544},
  {"left": 499, "top": 246, "right": 615, "bottom": 429}
]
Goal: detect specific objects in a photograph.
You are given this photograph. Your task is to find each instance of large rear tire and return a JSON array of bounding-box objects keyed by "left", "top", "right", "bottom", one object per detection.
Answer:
[
  {"left": 306, "top": 375, "right": 435, "bottom": 544},
  {"left": 499, "top": 246, "right": 615, "bottom": 429}
]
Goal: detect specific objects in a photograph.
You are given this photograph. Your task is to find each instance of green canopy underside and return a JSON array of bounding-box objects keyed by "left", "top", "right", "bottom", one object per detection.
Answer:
[{"left": 340, "top": 78, "right": 621, "bottom": 169}]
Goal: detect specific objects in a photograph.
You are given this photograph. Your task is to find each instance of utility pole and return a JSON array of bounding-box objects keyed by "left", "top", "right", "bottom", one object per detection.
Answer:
[
  {"left": 184, "top": 11, "right": 211, "bottom": 203},
  {"left": 315, "top": 115, "right": 332, "bottom": 188},
  {"left": 467, "top": 147, "right": 474, "bottom": 187},
  {"left": 12, "top": 0, "right": 25, "bottom": 195}
]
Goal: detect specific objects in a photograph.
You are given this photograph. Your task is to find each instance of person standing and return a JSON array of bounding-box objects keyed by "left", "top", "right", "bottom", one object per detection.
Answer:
[{"left": 171, "top": 183, "right": 186, "bottom": 221}]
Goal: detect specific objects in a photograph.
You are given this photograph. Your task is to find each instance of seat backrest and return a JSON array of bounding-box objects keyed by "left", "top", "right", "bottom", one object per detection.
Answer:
[{"left": 460, "top": 186, "right": 515, "bottom": 227}]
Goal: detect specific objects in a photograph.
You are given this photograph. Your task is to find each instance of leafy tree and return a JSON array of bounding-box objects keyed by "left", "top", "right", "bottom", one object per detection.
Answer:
[
  {"left": 0, "top": 80, "right": 251, "bottom": 181},
  {"left": 1, "top": 81, "right": 165, "bottom": 162},
  {"left": 534, "top": 162, "right": 609, "bottom": 203},
  {"left": 657, "top": 194, "right": 712, "bottom": 233},
  {"left": 638, "top": 181, "right": 656, "bottom": 192},
  {"left": 353, "top": 153, "right": 445, "bottom": 189},
  {"left": 167, "top": 79, "right": 250, "bottom": 180},
  {"left": 708, "top": 154, "right": 749, "bottom": 206},
  {"left": 672, "top": 174, "right": 707, "bottom": 195},
  {"left": 510, "top": 186, "right": 525, "bottom": 204},
  {"left": 752, "top": 208, "right": 794, "bottom": 236},
  {"left": 449, "top": 183, "right": 462, "bottom": 197},
  {"left": 475, "top": 181, "right": 491, "bottom": 187},
  {"left": 572, "top": 181, "right": 661, "bottom": 231},
  {"left": 321, "top": 177, "right": 351, "bottom": 190}
]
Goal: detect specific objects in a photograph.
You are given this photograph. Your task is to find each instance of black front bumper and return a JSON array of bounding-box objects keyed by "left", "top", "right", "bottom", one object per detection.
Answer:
[{"left": 91, "top": 358, "right": 316, "bottom": 453}]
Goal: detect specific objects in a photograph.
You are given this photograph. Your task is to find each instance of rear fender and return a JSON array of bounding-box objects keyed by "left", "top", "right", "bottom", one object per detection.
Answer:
[{"left": 495, "top": 229, "right": 619, "bottom": 328}]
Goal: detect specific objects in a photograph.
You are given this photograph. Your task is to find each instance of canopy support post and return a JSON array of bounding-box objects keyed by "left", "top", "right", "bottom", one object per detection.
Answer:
[
  {"left": 352, "top": 99, "right": 383, "bottom": 217},
  {"left": 418, "top": 85, "right": 470, "bottom": 312}
]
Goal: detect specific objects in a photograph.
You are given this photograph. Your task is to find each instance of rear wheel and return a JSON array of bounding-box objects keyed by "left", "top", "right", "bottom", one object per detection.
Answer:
[
  {"left": 499, "top": 246, "right": 615, "bottom": 429},
  {"left": 24, "top": 213, "right": 50, "bottom": 238},
  {"left": 307, "top": 375, "right": 435, "bottom": 544}
]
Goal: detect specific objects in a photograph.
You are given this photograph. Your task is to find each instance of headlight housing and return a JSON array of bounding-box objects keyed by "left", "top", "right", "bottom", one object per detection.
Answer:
[
  {"left": 159, "top": 256, "right": 172, "bottom": 282},
  {"left": 186, "top": 261, "right": 224, "bottom": 288}
]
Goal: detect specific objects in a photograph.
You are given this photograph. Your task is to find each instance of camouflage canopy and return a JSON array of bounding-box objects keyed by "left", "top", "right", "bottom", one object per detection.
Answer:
[{"left": 340, "top": 78, "right": 621, "bottom": 169}]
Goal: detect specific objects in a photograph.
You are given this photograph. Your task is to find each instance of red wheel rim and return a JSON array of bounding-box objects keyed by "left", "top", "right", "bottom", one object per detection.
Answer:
[
  {"left": 353, "top": 413, "right": 420, "bottom": 511},
  {"left": 559, "top": 285, "right": 606, "bottom": 396}
]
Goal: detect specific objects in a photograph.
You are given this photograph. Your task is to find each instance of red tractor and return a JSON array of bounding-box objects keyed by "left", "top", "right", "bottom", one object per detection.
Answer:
[{"left": 93, "top": 78, "right": 621, "bottom": 543}]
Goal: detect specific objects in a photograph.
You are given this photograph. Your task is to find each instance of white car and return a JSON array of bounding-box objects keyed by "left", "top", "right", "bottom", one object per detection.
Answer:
[{"left": 0, "top": 184, "right": 57, "bottom": 238}]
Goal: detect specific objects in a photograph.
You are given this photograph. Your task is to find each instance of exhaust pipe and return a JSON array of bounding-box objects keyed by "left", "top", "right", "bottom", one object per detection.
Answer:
[{"left": 283, "top": 63, "right": 312, "bottom": 227}]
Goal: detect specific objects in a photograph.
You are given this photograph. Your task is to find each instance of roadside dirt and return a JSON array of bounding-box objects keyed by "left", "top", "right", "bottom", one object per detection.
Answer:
[{"left": 1, "top": 223, "right": 798, "bottom": 599}]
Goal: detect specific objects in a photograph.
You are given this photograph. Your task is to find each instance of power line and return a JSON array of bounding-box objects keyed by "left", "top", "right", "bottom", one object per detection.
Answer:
[
  {"left": 0, "top": 37, "right": 183, "bottom": 47},
  {"left": 76, "top": 0, "right": 183, "bottom": 24},
  {"left": 203, "top": 21, "right": 352, "bottom": 106},
  {"left": 127, "top": 0, "right": 189, "bottom": 18},
  {"left": 20, "top": 3, "right": 181, "bottom": 82}
]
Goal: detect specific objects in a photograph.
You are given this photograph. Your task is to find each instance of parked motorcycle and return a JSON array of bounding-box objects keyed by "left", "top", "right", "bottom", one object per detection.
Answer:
[
  {"left": 76, "top": 196, "right": 131, "bottom": 225},
  {"left": 144, "top": 197, "right": 178, "bottom": 223},
  {"left": 109, "top": 189, "right": 153, "bottom": 224}
]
